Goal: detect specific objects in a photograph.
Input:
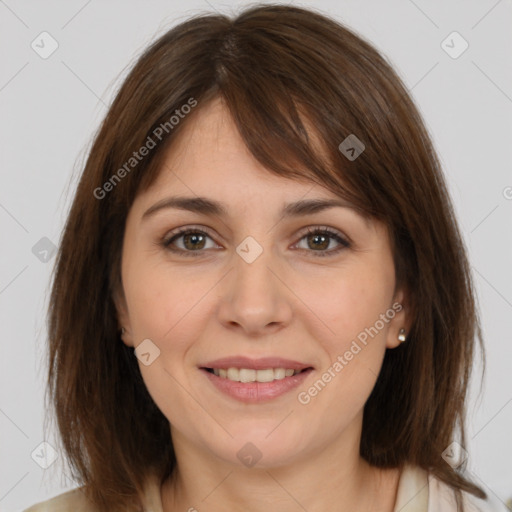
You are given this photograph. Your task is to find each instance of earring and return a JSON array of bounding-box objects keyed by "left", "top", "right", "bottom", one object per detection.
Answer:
[
  {"left": 121, "top": 327, "right": 126, "bottom": 335},
  {"left": 398, "top": 328, "right": 406, "bottom": 343}
]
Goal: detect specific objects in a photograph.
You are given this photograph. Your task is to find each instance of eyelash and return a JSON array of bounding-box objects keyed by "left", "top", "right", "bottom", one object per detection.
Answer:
[{"left": 161, "top": 225, "right": 351, "bottom": 258}]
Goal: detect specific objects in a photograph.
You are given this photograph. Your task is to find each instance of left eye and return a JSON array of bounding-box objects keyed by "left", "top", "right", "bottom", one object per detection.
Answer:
[
  {"left": 293, "top": 227, "right": 350, "bottom": 257},
  {"left": 162, "top": 228, "right": 218, "bottom": 254},
  {"left": 162, "top": 226, "right": 350, "bottom": 257}
]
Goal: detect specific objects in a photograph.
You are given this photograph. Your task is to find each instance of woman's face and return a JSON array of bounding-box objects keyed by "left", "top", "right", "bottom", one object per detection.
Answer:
[{"left": 116, "top": 97, "right": 408, "bottom": 468}]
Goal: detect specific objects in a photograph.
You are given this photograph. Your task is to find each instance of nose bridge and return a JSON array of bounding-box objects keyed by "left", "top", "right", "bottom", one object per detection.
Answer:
[
  {"left": 233, "top": 234, "right": 278, "bottom": 301},
  {"left": 217, "top": 233, "right": 292, "bottom": 332}
]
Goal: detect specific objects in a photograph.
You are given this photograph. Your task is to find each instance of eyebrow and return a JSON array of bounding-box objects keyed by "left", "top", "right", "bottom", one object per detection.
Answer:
[{"left": 142, "top": 196, "right": 357, "bottom": 221}]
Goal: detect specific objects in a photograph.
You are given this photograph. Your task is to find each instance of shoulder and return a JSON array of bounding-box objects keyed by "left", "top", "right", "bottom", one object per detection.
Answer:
[
  {"left": 395, "top": 465, "right": 508, "bottom": 512},
  {"left": 23, "top": 486, "right": 98, "bottom": 512},
  {"left": 23, "top": 473, "right": 163, "bottom": 512},
  {"left": 428, "top": 471, "right": 509, "bottom": 512}
]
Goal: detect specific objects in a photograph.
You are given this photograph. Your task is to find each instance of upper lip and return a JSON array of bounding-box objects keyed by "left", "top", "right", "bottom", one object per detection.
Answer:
[{"left": 200, "top": 356, "right": 313, "bottom": 371}]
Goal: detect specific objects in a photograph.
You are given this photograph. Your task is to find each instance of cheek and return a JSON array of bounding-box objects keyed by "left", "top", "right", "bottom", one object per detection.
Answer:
[
  {"left": 307, "top": 261, "right": 394, "bottom": 342},
  {"left": 123, "top": 249, "right": 207, "bottom": 340},
  {"left": 126, "top": 264, "right": 210, "bottom": 425},
  {"left": 298, "top": 260, "right": 394, "bottom": 399}
]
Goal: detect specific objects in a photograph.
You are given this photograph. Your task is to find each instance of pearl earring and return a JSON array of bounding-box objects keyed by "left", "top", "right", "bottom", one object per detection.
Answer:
[{"left": 398, "top": 328, "right": 406, "bottom": 343}]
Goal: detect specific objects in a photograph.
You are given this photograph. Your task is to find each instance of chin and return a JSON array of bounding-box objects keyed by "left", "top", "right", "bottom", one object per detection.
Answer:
[{"left": 207, "top": 428, "right": 310, "bottom": 469}]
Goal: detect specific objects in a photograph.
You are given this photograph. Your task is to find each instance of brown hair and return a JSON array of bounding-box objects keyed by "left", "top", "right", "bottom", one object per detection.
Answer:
[{"left": 46, "top": 4, "right": 485, "bottom": 511}]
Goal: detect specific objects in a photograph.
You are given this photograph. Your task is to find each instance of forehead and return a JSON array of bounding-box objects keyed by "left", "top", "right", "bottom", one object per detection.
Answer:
[
  {"left": 130, "top": 96, "right": 376, "bottom": 235},
  {"left": 140, "top": 97, "right": 336, "bottom": 205}
]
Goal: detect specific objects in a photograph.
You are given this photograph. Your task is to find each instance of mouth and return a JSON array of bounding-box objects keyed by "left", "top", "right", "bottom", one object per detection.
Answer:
[
  {"left": 201, "top": 366, "right": 312, "bottom": 383},
  {"left": 198, "top": 357, "right": 314, "bottom": 403}
]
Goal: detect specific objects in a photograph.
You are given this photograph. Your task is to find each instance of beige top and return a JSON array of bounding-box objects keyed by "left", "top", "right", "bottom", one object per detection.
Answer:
[{"left": 23, "top": 464, "right": 506, "bottom": 512}]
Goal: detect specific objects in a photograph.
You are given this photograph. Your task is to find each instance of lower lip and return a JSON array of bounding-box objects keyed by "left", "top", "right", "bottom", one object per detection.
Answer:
[{"left": 200, "top": 368, "right": 313, "bottom": 403}]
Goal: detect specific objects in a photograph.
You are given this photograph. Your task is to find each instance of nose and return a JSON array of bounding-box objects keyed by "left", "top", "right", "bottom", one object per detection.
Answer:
[{"left": 216, "top": 243, "right": 293, "bottom": 337}]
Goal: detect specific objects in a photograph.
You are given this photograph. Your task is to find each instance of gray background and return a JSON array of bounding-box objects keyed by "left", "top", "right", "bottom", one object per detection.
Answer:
[{"left": 1, "top": 1, "right": 511, "bottom": 510}]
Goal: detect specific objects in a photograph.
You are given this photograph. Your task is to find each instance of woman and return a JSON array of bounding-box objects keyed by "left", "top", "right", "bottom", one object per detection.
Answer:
[{"left": 25, "top": 4, "right": 506, "bottom": 511}]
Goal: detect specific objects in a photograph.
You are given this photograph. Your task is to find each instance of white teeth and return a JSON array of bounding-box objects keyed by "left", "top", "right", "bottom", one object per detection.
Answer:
[
  {"left": 210, "top": 367, "right": 304, "bottom": 383},
  {"left": 274, "top": 368, "right": 286, "bottom": 380},
  {"left": 227, "top": 367, "right": 239, "bottom": 381},
  {"left": 253, "top": 369, "right": 274, "bottom": 382},
  {"left": 239, "top": 369, "right": 256, "bottom": 382}
]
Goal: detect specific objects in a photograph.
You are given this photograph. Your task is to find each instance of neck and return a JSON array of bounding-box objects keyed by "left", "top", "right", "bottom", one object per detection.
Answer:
[{"left": 161, "top": 416, "right": 400, "bottom": 512}]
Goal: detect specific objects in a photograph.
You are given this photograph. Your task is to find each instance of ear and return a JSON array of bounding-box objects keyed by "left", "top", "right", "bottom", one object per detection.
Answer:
[
  {"left": 112, "top": 286, "right": 135, "bottom": 348},
  {"left": 385, "top": 286, "right": 412, "bottom": 349}
]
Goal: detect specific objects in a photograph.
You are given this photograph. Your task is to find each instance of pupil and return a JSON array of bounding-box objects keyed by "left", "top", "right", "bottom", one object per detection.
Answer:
[
  {"left": 185, "top": 233, "right": 205, "bottom": 250},
  {"left": 310, "top": 234, "right": 328, "bottom": 250}
]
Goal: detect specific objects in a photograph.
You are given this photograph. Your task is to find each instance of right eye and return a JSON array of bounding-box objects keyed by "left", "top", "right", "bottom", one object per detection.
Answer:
[{"left": 161, "top": 227, "right": 221, "bottom": 256}]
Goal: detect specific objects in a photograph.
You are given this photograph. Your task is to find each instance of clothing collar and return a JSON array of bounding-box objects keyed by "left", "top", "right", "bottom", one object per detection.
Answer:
[
  {"left": 140, "top": 464, "right": 429, "bottom": 512},
  {"left": 393, "top": 464, "right": 429, "bottom": 512}
]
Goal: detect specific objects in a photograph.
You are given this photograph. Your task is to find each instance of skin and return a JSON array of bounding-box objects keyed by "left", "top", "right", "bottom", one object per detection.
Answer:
[{"left": 115, "top": 96, "right": 410, "bottom": 512}]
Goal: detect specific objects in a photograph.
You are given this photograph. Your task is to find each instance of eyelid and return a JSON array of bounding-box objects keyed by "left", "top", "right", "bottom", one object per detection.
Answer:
[
  {"left": 295, "top": 225, "right": 351, "bottom": 246},
  {"left": 161, "top": 225, "right": 221, "bottom": 251},
  {"left": 161, "top": 224, "right": 351, "bottom": 256}
]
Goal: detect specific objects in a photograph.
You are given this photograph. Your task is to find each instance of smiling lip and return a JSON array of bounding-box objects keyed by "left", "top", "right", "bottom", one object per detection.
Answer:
[
  {"left": 200, "top": 356, "right": 312, "bottom": 371},
  {"left": 199, "top": 356, "right": 314, "bottom": 403}
]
